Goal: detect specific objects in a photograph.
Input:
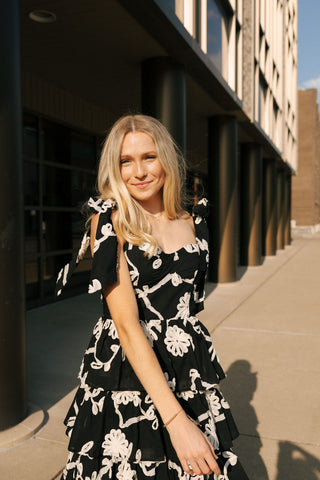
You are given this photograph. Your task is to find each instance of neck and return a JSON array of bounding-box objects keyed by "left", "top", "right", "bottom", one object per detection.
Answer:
[{"left": 138, "top": 197, "right": 164, "bottom": 216}]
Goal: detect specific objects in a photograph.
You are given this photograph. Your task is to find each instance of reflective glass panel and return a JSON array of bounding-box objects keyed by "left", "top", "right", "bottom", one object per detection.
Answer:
[
  {"left": 207, "top": 0, "right": 223, "bottom": 71},
  {"left": 25, "top": 257, "right": 40, "bottom": 300},
  {"left": 24, "top": 161, "right": 39, "bottom": 205},
  {"left": 70, "top": 132, "right": 97, "bottom": 169},
  {"left": 71, "top": 170, "right": 96, "bottom": 209},
  {"left": 23, "top": 113, "right": 38, "bottom": 158},
  {"left": 43, "top": 120, "right": 70, "bottom": 164},
  {"left": 43, "top": 211, "right": 73, "bottom": 253},
  {"left": 25, "top": 209, "right": 39, "bottom": 254},
  {"left": 43, "top": 165, "right": 72, "bottom": 207},
  {"left": 160, "top": 0, "right": 175, "bottom": 11}
]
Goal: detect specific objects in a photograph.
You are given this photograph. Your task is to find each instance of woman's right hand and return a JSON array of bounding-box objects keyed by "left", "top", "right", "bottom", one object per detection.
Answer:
[{"left": 166, "top": 413, "right": 222, "bottom": 477}]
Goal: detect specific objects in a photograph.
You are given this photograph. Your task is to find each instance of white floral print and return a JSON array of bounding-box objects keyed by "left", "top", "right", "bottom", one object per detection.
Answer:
[
  {"left": 206, "top": 390, "right": 222, "bottom": 416},
  {"left": 111, "top": 391, "right": 141, "bottom": 407},
  {"left": 176, "top": 292, "right": 191, "bottom": 320},
  {"left": 164, "top": 325, "right": 192, "bottom": 357},
  {"left": 152, "top": 258, "right": 162, "bottom": 269},
  {"left": 102, "top": 429, "right": 132, "bottom": 460},
  {"left": 88, "top": 278, "right": 102, "bottom": 294}
]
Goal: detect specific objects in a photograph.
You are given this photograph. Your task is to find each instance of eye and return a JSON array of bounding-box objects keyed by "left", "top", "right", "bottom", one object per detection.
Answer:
[
  {"left": 146, "top": 155, "right": 156, "bottom": 160},
  {"left": 120, "top": 158, "right": 130, "bottom": 165}
]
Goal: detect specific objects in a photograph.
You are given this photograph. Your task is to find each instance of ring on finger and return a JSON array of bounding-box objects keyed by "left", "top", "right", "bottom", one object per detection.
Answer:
[{"left": 187, "top": 460, "right": 193, "bottom": 471}]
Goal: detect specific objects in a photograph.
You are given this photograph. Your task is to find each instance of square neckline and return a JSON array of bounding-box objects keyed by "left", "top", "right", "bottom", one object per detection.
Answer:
[{"left": 154, "top": 214, "right": 199, "bottom": 256}]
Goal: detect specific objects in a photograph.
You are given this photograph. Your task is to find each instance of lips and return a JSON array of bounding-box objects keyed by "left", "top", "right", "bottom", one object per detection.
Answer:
[{"left": 133, "top": 181, "right": 152, "bottom": 189}]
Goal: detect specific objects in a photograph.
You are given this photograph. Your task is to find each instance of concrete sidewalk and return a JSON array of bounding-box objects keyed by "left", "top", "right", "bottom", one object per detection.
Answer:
[{"left": 1, "top": 235, "right": 320, "bottom": 480}]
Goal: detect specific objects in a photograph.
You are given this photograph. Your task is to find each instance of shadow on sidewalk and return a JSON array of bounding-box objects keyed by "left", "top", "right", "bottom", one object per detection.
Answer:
[
  {"left": 221, "top": 360, "right": 269, "bottom": 480},
  {"left": 26, "top": 293, "right": 100, "bottom": 411},
  {"left": 276, "top": 442, "right": 320, "bottom": 480}
]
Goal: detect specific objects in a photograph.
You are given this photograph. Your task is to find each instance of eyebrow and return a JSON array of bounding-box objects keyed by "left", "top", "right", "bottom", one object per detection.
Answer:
[{"left": 120, "top": 150, "right": 157, "bottom": 158}]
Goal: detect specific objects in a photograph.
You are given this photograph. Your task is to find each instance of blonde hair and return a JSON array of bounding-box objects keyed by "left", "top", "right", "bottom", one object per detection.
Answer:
[{"left": 97, "top": 114, "right": 186, "bottom": 256}]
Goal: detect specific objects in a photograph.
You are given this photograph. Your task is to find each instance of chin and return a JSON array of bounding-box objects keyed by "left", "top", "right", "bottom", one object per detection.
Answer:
[{"left": 130, "top": 190, "right": 161, "bottom": 204}]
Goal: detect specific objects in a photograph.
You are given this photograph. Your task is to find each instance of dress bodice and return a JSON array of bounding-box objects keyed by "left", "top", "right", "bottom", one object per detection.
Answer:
[
  {"left": 56, "top": 197, "right": 210, "bottom": 318},
  {"left": 125, "top": 240, "right": 202, "bottom": 322}
]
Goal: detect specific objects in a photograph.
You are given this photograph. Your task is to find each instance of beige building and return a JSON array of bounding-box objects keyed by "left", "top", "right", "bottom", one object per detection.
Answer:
[
  {"left": 176, "top": 0, "right": 298, "bottom": 168},
  {"left": 292, "top": 89, "right": 320, "bottom": 230}
]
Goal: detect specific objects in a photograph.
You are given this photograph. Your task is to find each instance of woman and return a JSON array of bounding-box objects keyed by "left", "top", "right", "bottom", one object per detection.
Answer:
[{"left": 56, "top": 114, "right": 249, "bottom": 480}]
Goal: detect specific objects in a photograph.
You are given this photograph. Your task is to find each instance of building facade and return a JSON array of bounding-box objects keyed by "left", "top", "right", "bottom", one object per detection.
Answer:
[
  {"left": 292, "top": 89, "right": 320, "bottom": 231},
  {"left": 0, "top": 0, "right": 297, "bottom": 429}
]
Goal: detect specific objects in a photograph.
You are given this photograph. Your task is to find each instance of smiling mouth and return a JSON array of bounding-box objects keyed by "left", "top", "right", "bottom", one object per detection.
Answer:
[{"left": 133, "top": 181, "right": 151, "bottom": 188}]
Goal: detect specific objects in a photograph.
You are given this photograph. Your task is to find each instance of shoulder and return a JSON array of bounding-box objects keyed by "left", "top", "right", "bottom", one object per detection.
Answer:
[
  {"left": 182, "top": 211, "right": 195, "bottom": 233},
  {"left": 87, "top": 197, "right": 117, "bottom": 232},
  {"left": 87, "top": 197, "right": 117, "bottom": 215},
  {"left": 88, "top": 197, "right": 117, "bottom": 254}
]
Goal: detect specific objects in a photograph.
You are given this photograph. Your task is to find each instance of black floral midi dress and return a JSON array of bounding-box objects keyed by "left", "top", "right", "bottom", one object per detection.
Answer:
[{"left": 56, "top": 197, "right": 249, "bottom": 480}]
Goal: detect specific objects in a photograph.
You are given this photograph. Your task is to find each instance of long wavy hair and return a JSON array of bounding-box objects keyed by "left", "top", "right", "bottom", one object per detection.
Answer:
[{"left": 96, "top": 114, "right": 186, "bottom": 256}]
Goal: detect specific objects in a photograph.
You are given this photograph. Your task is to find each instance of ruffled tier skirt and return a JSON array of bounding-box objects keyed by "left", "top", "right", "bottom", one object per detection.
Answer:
[{"left": 60, "top": 380, "right": 248, "bottom": 480}]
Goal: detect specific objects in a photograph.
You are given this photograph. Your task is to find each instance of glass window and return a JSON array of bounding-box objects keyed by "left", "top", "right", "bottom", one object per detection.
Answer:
[
  {"left": 43, "top": 166, "right": 72, "bottom": 207},
  {"left": 161, "top": 0, "right": 175, "bottom": 11},
  {"left": 25, "top": 209, "right": 40, "bottom": 254},
  {"left": 43, "top": 120, "right": 70, "bottom": 165},
  {"left": 24, "top": 161, "right": 39, "bottom": 205},
  {"left": 42, "top": 210, "right": 86, "bottom": 253},
  {"left": 71, "top": 170, "right": 96, "bottom": 209},
  {"left": 43, "top": 166, "right": 95, "bottom": 208},
  {"left": 258, "top": 77, "right": 267, "bottom": 127},
  {"left": 25, "top": 257, "right": 40, "bottom": 300},
  {"left": 23, "top": 113, "right": 38, "bottom": 158},
  {"left": 43, "top": 211, "right": 73, "bottom": 254},
  {"left": 207, "top": 0, "right": 223, "bottom": 71},
  {"left": 70, "top": 132, "right": 97, "bottom": 169},
  {"left": 23, "top": 112, "right": 100, "bottom": 305},
  {"left": 194, "top": 0, "right": 201, "bottom": 43}
]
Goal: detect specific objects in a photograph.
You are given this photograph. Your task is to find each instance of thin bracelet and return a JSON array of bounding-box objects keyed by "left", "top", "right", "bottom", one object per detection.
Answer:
[
  {"left": 186, "top": 414, "right": 202, "bottom": 427},
  {"left": 163, "top": 409, "right": 184, "bottom": 428}
]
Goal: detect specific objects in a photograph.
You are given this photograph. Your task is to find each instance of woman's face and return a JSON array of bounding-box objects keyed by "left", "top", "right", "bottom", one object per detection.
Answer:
[{"left": 120, "top": 131, "right": 166, "bottom": 207}]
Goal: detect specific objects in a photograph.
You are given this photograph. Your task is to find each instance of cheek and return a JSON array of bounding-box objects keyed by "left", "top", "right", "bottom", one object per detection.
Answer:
[
  {"left": 120, "top": 167, "right": 130, "bottom": 183},
  {"left": 153, "top": 162, "right": 166, "bottom": 183},
  {"left": 159, "top": 171, "right": 166, "bottom": 186}
]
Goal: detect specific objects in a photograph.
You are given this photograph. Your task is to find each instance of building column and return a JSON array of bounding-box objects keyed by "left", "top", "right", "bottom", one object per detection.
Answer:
[
  {"left": 276, "top": 168, "right": 286, "bottom": 250},
  {"left": 284, "top": 173, "right": 292, "bottom": 245},
  {"left": 262, "top": 158, "right": 277, "bottom": 256},
  {"left": 239, "top": 143, "right": 263, "bottom": 265},
  {"left": 0, "top": 0, "right": 26, "bottom": 429},
  {"left": 208, "top": 116, "right": 238, "bottom": 283},
  {"left": 141, "top": 57, "right": 186, "bottom": 155}
]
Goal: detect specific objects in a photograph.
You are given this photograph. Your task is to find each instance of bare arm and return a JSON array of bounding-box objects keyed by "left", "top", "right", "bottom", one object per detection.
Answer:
[{"left": 90, "top": 213, "right": 221, "bottom": 476}]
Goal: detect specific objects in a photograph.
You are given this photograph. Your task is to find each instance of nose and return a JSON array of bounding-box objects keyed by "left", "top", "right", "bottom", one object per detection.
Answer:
[{"left": 134, "top": 160, "right": 147, "bottom": 178}]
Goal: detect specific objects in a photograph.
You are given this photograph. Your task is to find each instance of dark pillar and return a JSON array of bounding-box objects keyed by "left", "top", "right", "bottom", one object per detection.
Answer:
[
  {"left": 284, "top": 173, "right": 292, "bottom": 245},
  {"left": 141, "top": 57, "right": 186, "bottom": 155},
  {"left": 0, "top": 0, "right": 26, "bottom": 430},
  {"left": 262, "top": 158, "right": 277, "bottom": 256},
  {"left": 239, "top": 143, "right": 263, "bottom": 265},
  {"left": 208, "top": 116, "right": 238, "bottom": 283},
  {"left": 276, "top": 168, "right": 286, "bottom": 250}
]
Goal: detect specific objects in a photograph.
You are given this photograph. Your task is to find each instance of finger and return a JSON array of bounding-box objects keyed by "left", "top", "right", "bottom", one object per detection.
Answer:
[
  {"left": 204, "top": 456, "right": 221, "bottom": 476},
  {"left": 197, "top": 458, "right": 211, "bottom": 475},
  {"left": 203, "top": 433, "right": 219, "bottom": 459},
  {"left": 181, "top": 459, "right": 195, "bottom": 476},
  {"left": 187, "top": 460, "right": 201, "bottom": 476}
]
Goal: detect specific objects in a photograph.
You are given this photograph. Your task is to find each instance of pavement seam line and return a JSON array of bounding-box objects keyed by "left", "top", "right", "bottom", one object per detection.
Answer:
[{"left": 210, "top": 241, "right": 307, "bottom": 335}]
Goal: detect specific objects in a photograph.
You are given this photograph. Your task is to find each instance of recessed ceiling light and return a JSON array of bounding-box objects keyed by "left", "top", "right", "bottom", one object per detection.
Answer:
[{"left": 28, "top": 10, "right": 57, "bottom": 23}]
